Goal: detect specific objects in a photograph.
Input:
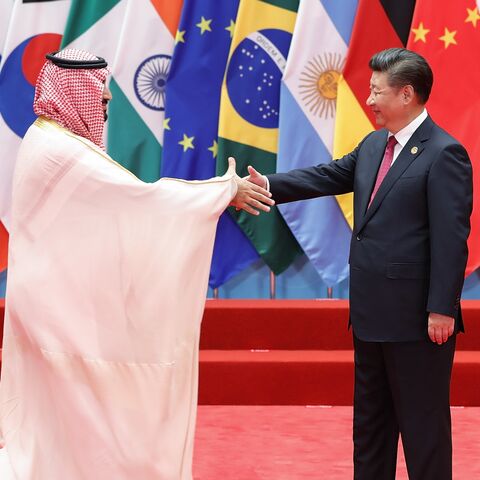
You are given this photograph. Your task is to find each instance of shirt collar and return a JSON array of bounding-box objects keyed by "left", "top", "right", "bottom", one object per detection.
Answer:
[{"left": 389, "top": 109, "right": 428, "bottom": 147}]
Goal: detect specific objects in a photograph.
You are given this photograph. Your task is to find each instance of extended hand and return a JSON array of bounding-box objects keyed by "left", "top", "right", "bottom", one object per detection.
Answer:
[
  {"left": 428, "top": 312, "right": 454, "bottom": 345},
  {"left": 245, "top": 165, "right": 267, "bottom": 189},
  {"left": 226, "top": 157, "right": 275, "bottom": 215}
]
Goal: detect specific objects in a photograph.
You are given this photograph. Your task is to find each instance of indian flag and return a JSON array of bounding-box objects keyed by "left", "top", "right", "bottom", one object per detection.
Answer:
[
  {"left": 61, "top": 0, "right": 126, "bottom": 62},
  {"left": 216, "top": 0, "right": 302, "bottom": 274},
  {"left": 108, "top": 0, "right": 183, "bottom": 181},
  {"left": 61, "top": 0, "right": 183, "bottom": 181}
]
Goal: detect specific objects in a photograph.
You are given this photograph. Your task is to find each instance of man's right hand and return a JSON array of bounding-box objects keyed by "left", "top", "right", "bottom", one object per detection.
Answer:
[
  {"left": 226, "top": 157, "right": 274, "bottom": 216},
  {"left": 246, "top": 165, "right": 267, "bottom": 189}
]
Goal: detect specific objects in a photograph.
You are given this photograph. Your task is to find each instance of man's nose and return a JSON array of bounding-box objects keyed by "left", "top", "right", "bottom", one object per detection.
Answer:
[
  {"left": 366, "top": 94, "right": 374, "bottom": 106},
  {"left": 103, "top": 88, "right": 112, "bottom": 101}
]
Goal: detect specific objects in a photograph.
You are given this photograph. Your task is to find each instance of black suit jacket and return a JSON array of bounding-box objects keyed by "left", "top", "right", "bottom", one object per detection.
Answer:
[{"left": 268, "top": 116, "right": 473, "bottom": 341}]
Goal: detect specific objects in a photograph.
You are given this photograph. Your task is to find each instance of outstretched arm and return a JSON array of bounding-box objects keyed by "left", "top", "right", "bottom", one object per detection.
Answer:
[
  {"left": 226, "top": 157, "right": 275, "bottom": 216},
  {"left": 243, "top": 139, "right": 367, "bottom": 205}
]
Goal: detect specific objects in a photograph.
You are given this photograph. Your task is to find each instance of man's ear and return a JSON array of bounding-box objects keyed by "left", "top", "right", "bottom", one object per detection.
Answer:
[{"left": 403, "top": 85, "right": 415, "bottom": 104}]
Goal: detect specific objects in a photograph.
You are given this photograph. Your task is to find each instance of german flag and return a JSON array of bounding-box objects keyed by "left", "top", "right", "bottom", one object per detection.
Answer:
[
  {"left": 333, "top": 0, "right": 416, "bottom": 227},
  {"left": 408, "top": 0, "right": 480, "bottom": 276}
]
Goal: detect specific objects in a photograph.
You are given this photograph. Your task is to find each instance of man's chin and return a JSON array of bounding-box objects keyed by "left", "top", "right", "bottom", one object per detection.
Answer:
[{"left": 104, "top": 112, "right": 108, "bottom": 122}]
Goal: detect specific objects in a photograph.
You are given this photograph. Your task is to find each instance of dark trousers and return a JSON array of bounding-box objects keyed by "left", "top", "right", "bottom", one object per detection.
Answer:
[{"left": 353, "top": 334, "right": 456, "bottom": 480}]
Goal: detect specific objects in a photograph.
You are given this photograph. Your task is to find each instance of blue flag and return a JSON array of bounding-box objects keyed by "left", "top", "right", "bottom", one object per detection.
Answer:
[
  {"left": 162, "top": 0, "right": 259, "bottom": 288},
  {"left": 277, "top": 0, "right": 358, "bottom": 286}
]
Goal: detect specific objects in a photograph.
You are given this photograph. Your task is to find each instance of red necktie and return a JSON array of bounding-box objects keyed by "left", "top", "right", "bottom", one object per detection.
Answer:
[{"left": 369, "top": 135, "right": 397, "bottom": 207}]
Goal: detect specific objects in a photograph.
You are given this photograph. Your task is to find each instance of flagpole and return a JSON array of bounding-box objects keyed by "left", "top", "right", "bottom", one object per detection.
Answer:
[
  {"left": 270, "top": 271, "right": 276, "bottom": 299},
  {"left": 213, "top": 288, "right": 219, "bottom": 300},
  {"left": 327, "top": 287, "right": 333, "bottom": 299}
]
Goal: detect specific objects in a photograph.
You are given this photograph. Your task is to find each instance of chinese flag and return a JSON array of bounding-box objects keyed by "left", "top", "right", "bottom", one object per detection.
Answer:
[{"left": 408, "top": 1, "right": 480, "bottom": 276}]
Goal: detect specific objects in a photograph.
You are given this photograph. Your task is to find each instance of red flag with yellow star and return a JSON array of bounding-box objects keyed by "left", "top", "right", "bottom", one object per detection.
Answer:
[{"left": 408, "top": 1, "right": 480, "bottom": 276}]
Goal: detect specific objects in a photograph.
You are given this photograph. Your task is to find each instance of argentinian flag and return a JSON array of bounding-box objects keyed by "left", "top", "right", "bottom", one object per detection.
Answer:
[{"left": 277, "top": 0, "right": 358, "bottom": 287}]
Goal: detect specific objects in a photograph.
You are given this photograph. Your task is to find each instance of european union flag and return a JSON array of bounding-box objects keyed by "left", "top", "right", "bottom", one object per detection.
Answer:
[{"left": 162, "top": 0, "right": 259, "bottom": 288}]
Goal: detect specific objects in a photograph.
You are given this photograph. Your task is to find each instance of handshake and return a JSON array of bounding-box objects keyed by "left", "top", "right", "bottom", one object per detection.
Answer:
[{"left": 225, "top": 156, "right": 274, "bottom": 215}]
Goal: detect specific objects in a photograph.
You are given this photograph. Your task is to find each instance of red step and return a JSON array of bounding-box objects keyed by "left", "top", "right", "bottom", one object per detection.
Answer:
[
  {"left": 2, "top": 300, "right": 479, "bottom": 351},
  {"left": 3, "top": 299, "right": 480, "bottom": 405},
  {"left": 200, "top": 300, "right": 480, "bottom": 351},
  {"left": 198, "top": 350, "right": 480, "bottom": 406}
]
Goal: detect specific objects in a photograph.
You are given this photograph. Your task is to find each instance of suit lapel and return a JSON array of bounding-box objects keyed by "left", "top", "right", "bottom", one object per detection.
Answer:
[{"left": 356, "top": 116, "right": 434, "bottom": 234}]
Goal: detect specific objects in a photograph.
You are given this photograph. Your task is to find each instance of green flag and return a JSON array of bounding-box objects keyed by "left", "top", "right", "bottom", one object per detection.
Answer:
[
  {"left": 62, "top": 0, "right": 183, "bottom": 182},
  {"left": 217, "top": 0, "right": 302, "bottom": 274}
]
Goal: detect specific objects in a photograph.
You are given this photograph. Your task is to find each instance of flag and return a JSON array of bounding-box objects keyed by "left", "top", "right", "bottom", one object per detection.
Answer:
[
  {"left": 277, "top": 0, "right": 358, "bottom": 287},
  {"left": 216, "top": 0, "right": 302, "bottom": 274},
  {"left": 408, "top": 0, "right": 480, "bottom": 275},
  {"left": 0, "top": 0, "right": 15, "bottom": 68},
  {"left": 162, "top": 0, "right": 259, "bottom": 288},
  {"left": 0, "top": 0, "right": 14, "bottom": 298},
  {"left": 61, "top": 0, "right": 126, "bottom": 61},
  {"left": 0, "top": 0, "right": 71, "bottom": 228},
  {"left": 60, "top": 0, "right": 127, "bottom": 161},
  {"left": 0, "top": 0, "right": 71, "bottom": 298},
  {"left": 61, "top": 0, "right": 183, "bottom": 181},
  {"left": 107, "top": 0, "right": 183, "bottom": 181},
  {"left": 333, "top": 0, "right": 416, "bottom": 227}
]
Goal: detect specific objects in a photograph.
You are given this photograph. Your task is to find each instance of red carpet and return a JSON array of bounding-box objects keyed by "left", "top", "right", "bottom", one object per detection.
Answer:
[
  {"left": 193, "top": 406, "right": 480, "bottom": 479},
  {"left": 198, "top": 300, "right": 480, "bottom": 406},
  {"left": 2, "top": 299, "right": 480, "bottom": 405}
]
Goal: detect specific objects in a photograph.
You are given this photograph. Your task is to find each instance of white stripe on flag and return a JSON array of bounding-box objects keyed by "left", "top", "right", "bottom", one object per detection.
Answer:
[
  {"left": 283, "top": 0, "right": 348, "bottom": 156},
  {"left": 0, "top": 0, "right": 71, "bottom": 229},
  {"left": 64, "top": 0, "right": 127, "bottom": 66},
  {"left": 0, "top": 0, "right": 15, "bottom": 69},
  {"left": 112, "top": 0, "right": 176, "bottom": 145}
]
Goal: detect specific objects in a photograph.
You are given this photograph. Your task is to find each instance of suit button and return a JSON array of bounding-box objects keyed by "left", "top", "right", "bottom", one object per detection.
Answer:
[{"left": 356, "top": 235, "right": 361, "bottom": 241}]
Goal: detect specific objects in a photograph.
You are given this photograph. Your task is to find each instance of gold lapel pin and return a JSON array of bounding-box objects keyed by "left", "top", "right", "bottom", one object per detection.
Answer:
[{"left": 411, "top": 146, "right": 418, "bottom": 154}]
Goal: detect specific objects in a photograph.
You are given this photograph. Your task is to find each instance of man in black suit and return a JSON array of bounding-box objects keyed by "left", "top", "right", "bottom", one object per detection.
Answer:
[{"left": 247, "top": 48, "right": 473, "bottom": 480}]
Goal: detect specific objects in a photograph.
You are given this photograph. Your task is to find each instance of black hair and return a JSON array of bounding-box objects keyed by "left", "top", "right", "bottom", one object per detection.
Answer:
[{"left": 369, "top": 48, "right": 433, "bottom": 104}]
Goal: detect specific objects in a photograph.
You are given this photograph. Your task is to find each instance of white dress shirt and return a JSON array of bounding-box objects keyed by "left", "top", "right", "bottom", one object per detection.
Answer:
[{"left": 390, "top": 108, "right": 428, "bottom": 164}]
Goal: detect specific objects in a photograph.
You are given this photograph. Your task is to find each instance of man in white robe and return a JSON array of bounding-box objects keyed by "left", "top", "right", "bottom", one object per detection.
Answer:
[{"left": 0, "top": 49, "right": 273, "bottom": 479}]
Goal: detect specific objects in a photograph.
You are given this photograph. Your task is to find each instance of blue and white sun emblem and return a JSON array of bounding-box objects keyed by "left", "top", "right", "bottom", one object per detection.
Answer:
[{"left": 134, "top": 54, "right": 171, "bottom": 111}]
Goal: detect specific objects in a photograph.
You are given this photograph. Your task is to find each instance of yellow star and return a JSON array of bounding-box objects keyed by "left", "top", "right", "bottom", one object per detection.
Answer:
[
  {"left": 411, "top": 21, "right": 430, "bottom": 43},
  {"left": 225, "top": 20, "right": 235, "bottom": 38},
  {"left": 465, "top": 7, "right": 480, "bottom": 28},
  {"left": 179, "top": 134, "right": 195, "bottom": 152},
  {"left": 208, "top": 140, "right": 218, "bottom": 158},
  {"left": 163, "top": 117, "right": 171, "bottom": 131},
  {"left": 439, "top": 27, "right": 457, "bottom": 48},
  {"left": 196, "top": 16, "right": 212, "bottom": 34},
  {"left": 175, "top": 30, "right": 186, "bottom": 44}
]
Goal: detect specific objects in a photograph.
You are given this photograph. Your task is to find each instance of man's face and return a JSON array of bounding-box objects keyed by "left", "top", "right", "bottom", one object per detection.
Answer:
[
  {"left": 366, "top": 71, "right": 406, "bottom": 133},
  {"left": 102, "top": 83, "right": 112, "bottom": 121}
]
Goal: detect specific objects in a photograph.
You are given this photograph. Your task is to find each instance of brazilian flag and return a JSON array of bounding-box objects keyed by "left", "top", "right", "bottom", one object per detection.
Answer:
[{"left": 217, "top": 0, "right": 302, "bottom": 274}]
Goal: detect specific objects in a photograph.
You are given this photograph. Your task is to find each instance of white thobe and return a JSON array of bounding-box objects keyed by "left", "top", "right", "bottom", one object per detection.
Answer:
[{"left": 0, "top": 117, "right": 237, "bottom": 479}]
